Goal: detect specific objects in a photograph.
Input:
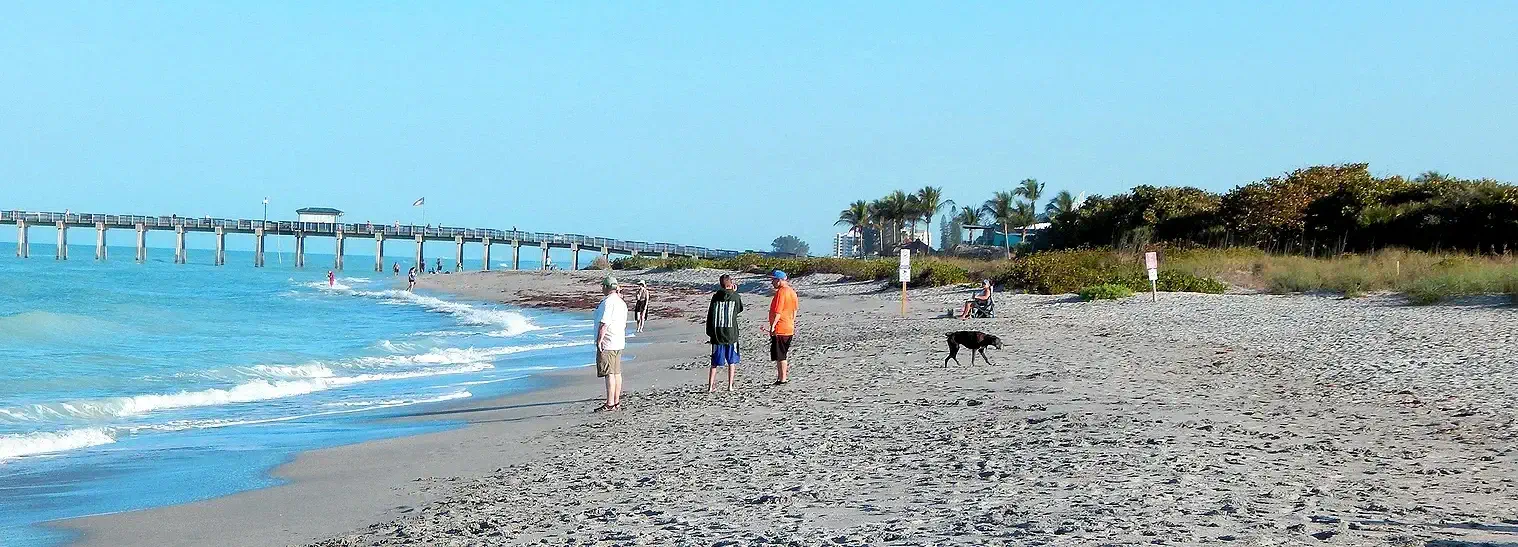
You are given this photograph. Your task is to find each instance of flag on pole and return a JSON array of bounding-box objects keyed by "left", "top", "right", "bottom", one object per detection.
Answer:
[{"left": 412, "top": 197, "right": 425, "bottom": 207}]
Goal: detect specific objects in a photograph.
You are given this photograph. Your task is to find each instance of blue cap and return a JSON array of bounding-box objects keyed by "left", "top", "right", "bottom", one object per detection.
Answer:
[{"left": 771, "top": 270, "right": 788, "bottom": 280}]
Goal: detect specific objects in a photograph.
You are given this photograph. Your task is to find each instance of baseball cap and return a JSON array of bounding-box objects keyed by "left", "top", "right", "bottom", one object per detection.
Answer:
[
  {"left": 771, "top": 270, "right": 788, "bottom": 280},
  {"left": 602, "top": 276, "right": 619, "bottom": 289}
]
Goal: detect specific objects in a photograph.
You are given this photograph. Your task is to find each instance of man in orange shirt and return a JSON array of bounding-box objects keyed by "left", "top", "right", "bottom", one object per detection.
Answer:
[{"left": 764, "top": 269, "right": 798, "bottom": 385}]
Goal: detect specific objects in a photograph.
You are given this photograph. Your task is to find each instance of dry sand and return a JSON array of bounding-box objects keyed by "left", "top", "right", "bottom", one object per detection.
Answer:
[{"left": 63, "top": 269, "right": 1518, "bottom": 546}]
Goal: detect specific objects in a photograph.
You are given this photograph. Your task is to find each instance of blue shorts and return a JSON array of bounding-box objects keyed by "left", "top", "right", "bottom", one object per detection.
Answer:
[{"left": 711, "top": 344, "right": 740, "bottom": 367}]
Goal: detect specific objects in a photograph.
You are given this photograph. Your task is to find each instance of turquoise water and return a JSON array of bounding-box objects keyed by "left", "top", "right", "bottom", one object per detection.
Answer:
[{"left": 0, "top": 244, "right": 594, "bottom": 545}]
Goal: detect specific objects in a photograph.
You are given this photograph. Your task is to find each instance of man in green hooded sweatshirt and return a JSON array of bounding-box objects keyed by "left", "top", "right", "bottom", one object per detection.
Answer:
[{"left": 706, "top": 274, "right": 744, "bottom": 392}]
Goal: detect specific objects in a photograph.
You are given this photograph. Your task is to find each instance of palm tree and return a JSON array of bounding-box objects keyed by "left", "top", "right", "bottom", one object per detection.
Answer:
[
  {"left": 980, "top": 191, "right": 1017, "bottom": 258},
  {"left": 1045, "top": 190, "right": 1079, "bottom": 218},
  {"left": 1013, "top": 178, "right": 1046, "bottom": 243},
  {"left": 955, "top": 207, "right": 983, "bottom": 245},
  {"left": 834, "top": 200, "right": 872, "bottom": 257},
  {"left": 914, "top": 186, "right": 954, "bottom": 249},
  {"left": 881, "top": 190, "right": 913, "bottom": 250}
]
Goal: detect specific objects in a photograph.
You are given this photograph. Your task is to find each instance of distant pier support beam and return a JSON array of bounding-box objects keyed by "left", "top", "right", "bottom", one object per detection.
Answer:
[
  {"left": 571, "top": 243, "right": 580, "bottom": 271},
  {"left": 481, "top": 238, "right": 491, "bottom": 271},
  {"left": 254, "top": 228, "right": 265, "bottom": 267},
  {"left": 414, "top": 234, "right": 424, "bottom": 273},
  {"left": 134, "top": 223, "right": 147, "bottom": 263},
  {"left": 374, "top": 232, "right": 385, "bottom": 272},
  {"left": 660, "top": 251, "right": 668, "bottom": 259},
  {"left": 601, "top": 247, "right": 609, "bottom": 268},
  {"left": 540, "top": 242, "right": 549, "bottom": 271},
  {"left": 512, "top": 240, "right": 521, "bottom": 270},
  {"left": 96, "top": 222, "right": 108, "bottom": 260},
  {"left": 215, "top": 227, "right": 226, "bottom": 266},
  {"left": 453, "top": 235, "right": 464, "bottom": 272},
  {"left": 55, "top": 221, "right": 67, "bottom": 260},
  {"left": 294, "top": 232, "right": 305, "bottom": 268},
  {"left": 334, "top": 231, "right": 346, "bottom": 271},
  {"left": 15, "top": 219, "right": 28, "bottom": 258},
  {"left": 174, "top": 226, "right": 187, "bottom": 264}
]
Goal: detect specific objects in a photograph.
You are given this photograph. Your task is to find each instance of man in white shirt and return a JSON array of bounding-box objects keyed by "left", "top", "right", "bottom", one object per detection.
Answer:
[{"left": 593, "top": 276, "right": 628, "bottom": 411}]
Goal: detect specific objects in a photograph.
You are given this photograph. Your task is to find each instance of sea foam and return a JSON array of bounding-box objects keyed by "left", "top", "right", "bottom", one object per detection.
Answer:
[{"left": 0, "top": 428, "right": 116, "bottom": 460}]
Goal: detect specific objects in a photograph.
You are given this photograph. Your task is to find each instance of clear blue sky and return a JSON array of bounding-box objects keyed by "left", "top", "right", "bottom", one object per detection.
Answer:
[{"left": 2, "top": 1, "right": 1514, "bottom": 253}]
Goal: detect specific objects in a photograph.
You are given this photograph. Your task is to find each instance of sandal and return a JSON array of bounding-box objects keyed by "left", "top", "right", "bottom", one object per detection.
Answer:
[{"left": 592, "top": 404, "right": 613, "bottom": 413}]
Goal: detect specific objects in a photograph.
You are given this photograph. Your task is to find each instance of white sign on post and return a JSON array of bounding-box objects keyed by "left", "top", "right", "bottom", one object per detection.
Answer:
[
  {"left": 898, "top": 249, "right": 911, "bottom": 315},
  {"left": 1144, "top": 251, "right": 1159, "bottom": 301},
  {"left": 898, "top": 249, "right": 912, "bottom": 282}
]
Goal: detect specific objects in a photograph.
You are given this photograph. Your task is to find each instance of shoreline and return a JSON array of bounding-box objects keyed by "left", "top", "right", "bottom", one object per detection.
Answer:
[
  {"left": 51, "top": 278, "right": 701, "bottom": 547},
  {"left": 57, "top": 269, "right": 1518, "bottom": 546}
]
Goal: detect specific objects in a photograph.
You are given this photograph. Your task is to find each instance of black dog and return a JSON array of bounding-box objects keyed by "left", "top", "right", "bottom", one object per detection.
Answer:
[{"left": 944, "top": 331, "right": 1004, "bottom": 366}]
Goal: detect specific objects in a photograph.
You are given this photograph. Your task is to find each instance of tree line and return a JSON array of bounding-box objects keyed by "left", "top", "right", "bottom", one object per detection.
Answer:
[
  {"left": 837, "top": 163, "right": 1518, "bottom": 257},
  {"left": 835, "top": 181, "right": 1079, "bottom": 257}
]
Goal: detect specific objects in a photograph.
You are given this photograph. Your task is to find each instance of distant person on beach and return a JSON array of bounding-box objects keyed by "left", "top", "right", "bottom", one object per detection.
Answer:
[
  {"left": 407, "top": 267, "right": 417, "bottom": 291},
  {"left": 328, "top": 271, "right": 335, "bottom": 287},
  {"left": 706, "top": 274, "right": 743, "bottom": 392},
  {"left": 959, "top": 279, "right": 993, "bottom": 320},
  {"left": 593, "top": 276, "right": 628, "bottom": 411},
  {"left": 393, "top": 262, "right": 399, "bottom": 276},
  {"left": 634, "top": 280, "right": 650, "bottom": 333},
  {"left": 764, "top": 270, "right": 798, "bottom": 385},
  {"left": 435, "top": 258, "right": 442, "bottom": 273}
]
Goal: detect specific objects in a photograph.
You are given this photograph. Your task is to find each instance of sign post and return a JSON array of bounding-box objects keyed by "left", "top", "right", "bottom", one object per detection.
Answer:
[
  {"left": 898, "top": 249, "right": 911, "bottom": 316},
  {"left": 1144, "top": 251, "right": 1159, "bottom": 302}
]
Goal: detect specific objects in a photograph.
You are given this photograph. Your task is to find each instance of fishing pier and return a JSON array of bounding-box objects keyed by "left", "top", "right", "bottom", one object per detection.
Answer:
[{"left": 4, "top": 211, "right": 739, "bottom": 272}]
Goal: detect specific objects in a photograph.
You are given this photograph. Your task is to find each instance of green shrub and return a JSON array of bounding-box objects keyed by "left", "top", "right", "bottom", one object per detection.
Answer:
[
  {"left": 1267, "top": 268, "right": 1322, "bottom": 294},
  {"left": 1153, "top": 270, "right": 1228, "bottom": 294},
  {"left": 589, "top": 255, "right": 612, "bottom": 270},
  {"left": 912, "top": 260, "right": 970, "bottom": 287},
  {"left": 661, "top": 256, "right": 704, "bottom": 270},
  {"left": 611, "top": 256, "right": 663, "bottom": 270},
  {"left": 1078, "top": 284, "right": 1134, "bottom": 301}
]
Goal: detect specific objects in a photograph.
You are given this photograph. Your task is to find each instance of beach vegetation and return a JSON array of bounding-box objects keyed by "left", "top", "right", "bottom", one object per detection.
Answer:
[
  {"left": 1078, "top": 284, "right": 1134, "bottom": 301},
  {"left": 831, "top": 163, "right": 1518, "bottom": 301}
]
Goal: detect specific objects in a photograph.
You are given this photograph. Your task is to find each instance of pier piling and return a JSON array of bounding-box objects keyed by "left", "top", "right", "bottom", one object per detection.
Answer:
[
  {"left": 414, "top": 234, "right": 424, "bottom": 273},
  {"left": 174, "top": 226, "right": 186, "bottom": 264},
  {"left": 135, "top": 224, "right": 146, "bottom": 262},
  {"left": 254, "top": 228, "right": 265, "bottom": 267},
  {"left": 540, "top": 242, "right": 549, "bottom": 271},
  {"left": 481, "top": 238, "right": 491, "bottom": 271},
  {"left": 454, "top": 235, "right": 464, "bottom": 272},
  {"left": 571, "top": 243, "right": 580, "bottom": 271},
  {"left": 334, "top": 231, "right": 345, "bottom": 271},
  {"left": 374, "top": 233, "right": 385, "bottom": 272},
  {"left": 96, "top": 222, "right": 108, "bottom": 260},
  {"left": 512, "top": 240, "right": 520, "bottom": 270},
  {"left": 294, "top": 232, "right": 305, "bottom": 268},
  {"left": 55, "top": 221, "right": 67, "bottom": 260},
  {"left": 16, "top": 220, "right": 28, "bottom": 258},
  {"left": 215, "top": 227, "right": 226, "bottom": 265}
]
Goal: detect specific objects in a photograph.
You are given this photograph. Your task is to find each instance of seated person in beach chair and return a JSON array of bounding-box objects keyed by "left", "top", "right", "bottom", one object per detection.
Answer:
[{"left": 959, "top": 279, "right": 994, "bottom": 320}]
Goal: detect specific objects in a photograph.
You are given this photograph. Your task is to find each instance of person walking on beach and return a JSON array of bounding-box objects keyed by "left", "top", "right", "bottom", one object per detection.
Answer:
[
  {"left": 328, "top": 270, "right": 335, "bottom": 287},
  {"left": 706, "top": 274, "right": 743, "bottom": 392},
  {"left": 435, "top": 258, "right": 442, "bottom": 273},
  {"left": 593, "top": 276, "right": 628, "bottom": 411},
  {"left": 634, "top": 280, "right": 651, "bottom": 333},
  {"left": 764, "top": 270, "right": 798, "bottom": 385},
  {"left": 393, "top": 262, "right": 399, "bottom": 276},
  {"left": 407, "top": 267, "right": 417, "bottom": 291}
]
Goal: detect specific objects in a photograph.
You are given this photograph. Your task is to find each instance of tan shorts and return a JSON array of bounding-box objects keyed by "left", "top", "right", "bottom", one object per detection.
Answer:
[{"left": 596, "top": 349, "right": 622, "bottom": 377}]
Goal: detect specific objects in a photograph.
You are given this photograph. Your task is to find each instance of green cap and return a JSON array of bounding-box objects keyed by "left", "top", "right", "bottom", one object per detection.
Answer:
[{"left": 602, "top": 276, "right": 619, "bottom": 289}]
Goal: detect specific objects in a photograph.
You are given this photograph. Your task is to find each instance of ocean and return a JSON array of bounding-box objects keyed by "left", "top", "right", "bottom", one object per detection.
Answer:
[{"left": 0, "top": 244, "right": 590, "bottom": 546}]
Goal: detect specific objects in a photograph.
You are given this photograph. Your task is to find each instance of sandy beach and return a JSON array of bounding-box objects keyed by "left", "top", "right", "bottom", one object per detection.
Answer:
[{"left": 61, "top": 269, "right": 1517, "bottom": 546}]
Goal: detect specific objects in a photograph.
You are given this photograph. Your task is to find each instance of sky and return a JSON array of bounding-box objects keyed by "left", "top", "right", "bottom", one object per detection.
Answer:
[{"left": 1, "top": 1, "right": 1514, "bottom": 254}]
